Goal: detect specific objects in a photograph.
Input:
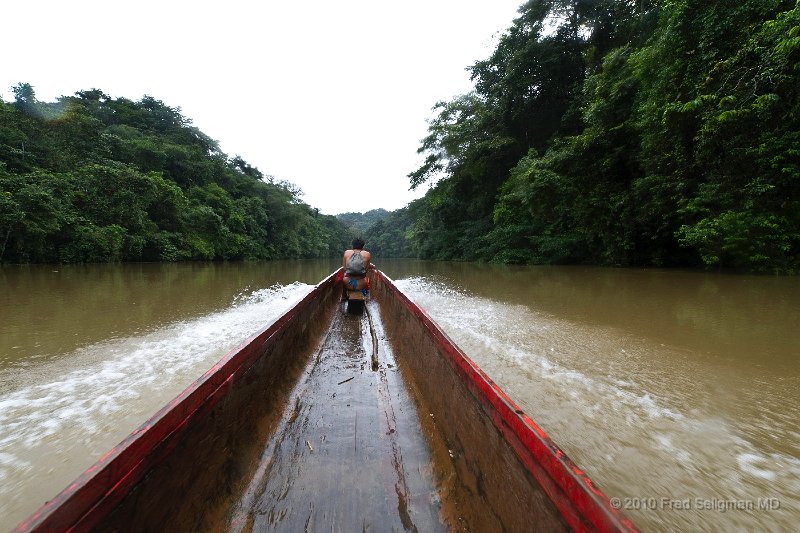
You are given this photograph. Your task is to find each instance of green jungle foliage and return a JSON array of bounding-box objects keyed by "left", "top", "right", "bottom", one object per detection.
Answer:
[
  {"left": 0, "top": 86, "right": 350, "bottom": 263},
  {"left": 385, "top": 0, "right": 799, "bottom": 272},
  {"left": 362, "top": 201, "right": 428, "bottom": 258},
  {"left": 336, "top": 208, "right": 390, "bottom": 235}
]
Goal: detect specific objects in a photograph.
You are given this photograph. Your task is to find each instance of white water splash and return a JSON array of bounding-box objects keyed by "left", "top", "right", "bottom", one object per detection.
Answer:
[
  {"left": 396, "top": 277, "right": 685, "bottom": 423},
  {"left": 0, "top": 282, "right": 312, "bottom": 525},
  {"left": 395, "top": 276, "right": 800, "bottom": 531}
]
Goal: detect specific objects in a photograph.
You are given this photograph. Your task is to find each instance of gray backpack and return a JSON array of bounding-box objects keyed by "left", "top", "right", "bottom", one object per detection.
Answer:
[{"left": 345, "top": 251, "right": 366, "bottom": 276}]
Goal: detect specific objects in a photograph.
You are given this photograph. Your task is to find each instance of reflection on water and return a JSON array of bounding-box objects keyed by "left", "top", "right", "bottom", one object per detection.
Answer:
[
  {"left": 0, "top": 259, "right": 797, "bottom": 531},
  {"left": 384, "top": 260, "right": 800, "bottom": 531}
]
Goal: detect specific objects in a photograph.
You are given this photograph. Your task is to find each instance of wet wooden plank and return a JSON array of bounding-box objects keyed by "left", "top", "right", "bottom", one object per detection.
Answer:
[{"left": 231, "top": 304, "right": 444, "bottom": 532}]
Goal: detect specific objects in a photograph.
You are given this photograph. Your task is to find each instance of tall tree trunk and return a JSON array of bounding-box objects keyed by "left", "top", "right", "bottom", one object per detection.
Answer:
[{"left": 0, "top": 226, "right": 11, "bottom": 262}]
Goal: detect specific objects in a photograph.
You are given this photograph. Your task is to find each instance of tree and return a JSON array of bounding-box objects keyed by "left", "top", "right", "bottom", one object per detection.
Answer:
[
  {"left": 401, "top": 0, "right": 799, "bottom": 272},
  {"left": 0, "top": 86, "right": 351, "bottom": 263}
]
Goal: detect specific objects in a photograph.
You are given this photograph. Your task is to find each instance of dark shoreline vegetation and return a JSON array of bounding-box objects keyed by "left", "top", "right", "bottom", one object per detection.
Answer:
[{"left": 2, "top": 1, "right": 799, "bottom": 273}]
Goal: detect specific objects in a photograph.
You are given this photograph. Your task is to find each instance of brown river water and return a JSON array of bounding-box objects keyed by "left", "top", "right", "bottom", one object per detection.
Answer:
[{"left": 0, "top": 260, "right": 797, "bottom": 531}]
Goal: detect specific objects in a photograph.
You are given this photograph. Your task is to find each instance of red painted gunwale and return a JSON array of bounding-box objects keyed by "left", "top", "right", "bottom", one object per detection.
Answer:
[
  {"left": 374, "top": 270, "right": 637, "bottom": 533},
  {"left": 13, "top": 271, "right": 341, "bottom": 533},
  {"left": 13, "top": 268, "right": 637, "bottom": 532}
]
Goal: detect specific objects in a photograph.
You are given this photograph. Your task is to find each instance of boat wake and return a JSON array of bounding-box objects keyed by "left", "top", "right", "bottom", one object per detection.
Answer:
[
  {"left": 395, "top": 276, "right": 800, "bottom": 531},
  {"left": 0, "top": 282, "right": 313, "bottom": 525}
]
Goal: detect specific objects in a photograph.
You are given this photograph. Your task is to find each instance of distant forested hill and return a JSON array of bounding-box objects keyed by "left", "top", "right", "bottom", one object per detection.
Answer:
[
  {"left": 388, "top": 0, "right": 800, "bottom": 273},
  {"left": 336, "top": 209, "right": 389, "bottom": 236},
  {"left": 0, "top": 86, "right": 350, "bottom": 263}
]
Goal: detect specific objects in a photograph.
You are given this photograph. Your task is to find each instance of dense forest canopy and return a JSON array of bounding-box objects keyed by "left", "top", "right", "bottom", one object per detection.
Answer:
[
  {"left": 0, "top": 86, "right": 350, "bottom": 262},
  {"left": 336, "top": 209, "right": 390, "bottom": 235},
  {"left": 367, "top": 0, "right": 800, "bottom": 272},
  {"left": 3, "top": 1, "right": 798, "bottom": 271}
]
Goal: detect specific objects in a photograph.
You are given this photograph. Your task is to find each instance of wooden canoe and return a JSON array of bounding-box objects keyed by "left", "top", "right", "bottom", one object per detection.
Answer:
[{"left": 14, "top": 269, "right": 637, "bottom": 532}]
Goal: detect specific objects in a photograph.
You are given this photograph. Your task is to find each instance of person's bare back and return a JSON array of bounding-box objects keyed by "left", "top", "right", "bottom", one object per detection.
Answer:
[{"left": 343, "top": 239, "right": 372, "bottom": 275}]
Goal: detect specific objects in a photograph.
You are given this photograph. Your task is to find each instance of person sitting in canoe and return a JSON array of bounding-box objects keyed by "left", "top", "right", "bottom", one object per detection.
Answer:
[{"left": 342, "top": 238, "right": 373, "bottom": 295}]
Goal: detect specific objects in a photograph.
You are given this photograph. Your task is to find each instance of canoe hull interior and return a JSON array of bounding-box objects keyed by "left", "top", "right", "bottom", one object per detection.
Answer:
[
  {"left": 94, "top": 285, "right": 340, "bottom": 531},
  {"left": 15, "top": 269, "right": 634, "bottom": 532},
  {"left": 372, "top": 274, "right": 568, "bottom": 531}
]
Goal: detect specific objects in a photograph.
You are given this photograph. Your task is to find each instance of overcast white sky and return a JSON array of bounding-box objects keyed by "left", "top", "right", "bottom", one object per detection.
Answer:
[{"left": 1, "top": 1, "right": 522, "bottom": 215}]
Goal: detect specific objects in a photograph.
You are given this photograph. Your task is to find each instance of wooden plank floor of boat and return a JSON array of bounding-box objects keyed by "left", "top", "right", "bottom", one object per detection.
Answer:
[{"left": 228, "top": 300, "right": 446, "bottom": 532}]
